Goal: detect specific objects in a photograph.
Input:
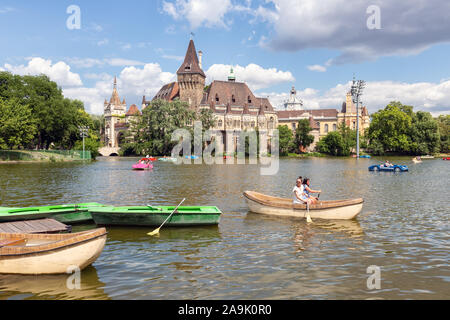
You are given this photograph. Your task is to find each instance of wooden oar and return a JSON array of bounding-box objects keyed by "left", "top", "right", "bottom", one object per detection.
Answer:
[
  {"left": 306, "top": 202, "right": 313, "bottom": 223},
  {"left": 147, "top": 198, "right": 186, "bottom": 236}
]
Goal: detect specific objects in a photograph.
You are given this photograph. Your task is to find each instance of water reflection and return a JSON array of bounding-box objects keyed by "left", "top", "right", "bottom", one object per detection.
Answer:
[
  {"left": 0, "top": 157, "right": 448, "bottom": 299},
  {"left": 0, "top": 266, "right": 109, "bottom": 300}
]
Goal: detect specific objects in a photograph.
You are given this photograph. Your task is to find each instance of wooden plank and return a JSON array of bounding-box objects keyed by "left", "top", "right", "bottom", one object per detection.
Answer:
[{"left": 0, "top": 219, "right": 68, "bottom": 234}]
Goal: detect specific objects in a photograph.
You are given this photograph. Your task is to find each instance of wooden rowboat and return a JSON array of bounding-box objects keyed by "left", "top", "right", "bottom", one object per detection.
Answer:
[
  {"left": 243, "top": 191, "right": 363, "bottom": 220},
  {"left": 0, "top": 228, "right": 107, "bottom": 275},
  {"left": 89, "top": 206, "right": 222, "bottom": 227}
]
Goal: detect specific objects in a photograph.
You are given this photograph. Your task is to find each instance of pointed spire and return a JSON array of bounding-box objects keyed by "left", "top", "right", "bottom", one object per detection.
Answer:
[
  {"left": 114, "top": 76, "right": 117, "bottom": 88},
  {"left": 176, "top": 40, "right": 206, "bottom": 77},
  {"left": 110, "top": 75, "right": 121, "bottom": 105},
  {"left": 228, "top": 66, "right": 236, "bottom": 82}
]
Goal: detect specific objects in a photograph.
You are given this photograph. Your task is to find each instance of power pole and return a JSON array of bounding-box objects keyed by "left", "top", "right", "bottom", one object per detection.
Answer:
[
  {"left": 351, "top": 78, "right": 365, "bottom": 158},
  {"left": 78, "top": 125, "right": 89, "bottom": 160}
]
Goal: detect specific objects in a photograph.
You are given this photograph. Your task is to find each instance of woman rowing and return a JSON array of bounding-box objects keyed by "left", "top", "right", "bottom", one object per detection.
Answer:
[
  {"left": 292, "top": 177, "right": 304, "bottom": 204},
  {"left": 302, "top": 177, "right": 321, "bottom": 205}
]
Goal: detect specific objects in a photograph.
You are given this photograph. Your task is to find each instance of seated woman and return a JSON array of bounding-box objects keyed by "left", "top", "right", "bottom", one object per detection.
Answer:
[
  {"left": 302, "top": 178, "right": 321, "bottom": 205},
  {"left": 292, "top": 177, "right": 304, "bottom": 204}
]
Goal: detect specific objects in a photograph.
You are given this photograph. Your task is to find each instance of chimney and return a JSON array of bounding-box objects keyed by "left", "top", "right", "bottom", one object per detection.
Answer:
[{"left": 198, "top": 50, "right": 203, "bottom": 69}]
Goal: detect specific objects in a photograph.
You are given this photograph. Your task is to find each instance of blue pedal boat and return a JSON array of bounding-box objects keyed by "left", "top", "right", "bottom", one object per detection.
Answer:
[{"left": 368, "top": 164, "right": 408, "bottom": 172}]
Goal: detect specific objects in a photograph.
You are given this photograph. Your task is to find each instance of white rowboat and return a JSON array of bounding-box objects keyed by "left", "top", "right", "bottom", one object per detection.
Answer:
[
  {"left": 244, "top": 191, "right": 363, "bottom": 220},
  {"left": 0, "top": 228, "right": 107, "bottom": 275}
]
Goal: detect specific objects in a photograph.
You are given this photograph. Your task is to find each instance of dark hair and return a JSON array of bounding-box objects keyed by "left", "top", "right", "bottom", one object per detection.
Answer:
[
  {"left": 303, "top": 177, "right": 309, "bottom": 185},
  {"left": 298, "top": 176, "right": 302, "bottom": 181}
]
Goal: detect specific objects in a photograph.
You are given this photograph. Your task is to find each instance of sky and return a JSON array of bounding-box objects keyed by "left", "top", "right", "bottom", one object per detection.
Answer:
[{"left": 1, "top": 0, "right": 450, "bottom": 116}]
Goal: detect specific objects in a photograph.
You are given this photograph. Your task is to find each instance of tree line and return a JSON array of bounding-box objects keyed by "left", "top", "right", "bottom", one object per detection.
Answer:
[
  {"left": 120, "top": 99, "right": 216, "bottom": 156},
  {"left": 278, "top": 101, "right": 449, "bottom": 156},
  {"left": 0, "top": 72, "right": 101, "bottom": 157}
]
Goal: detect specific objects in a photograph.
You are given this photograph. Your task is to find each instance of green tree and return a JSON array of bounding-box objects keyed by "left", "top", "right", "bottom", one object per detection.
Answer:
[
  {"left": 316, "top": 131, "right": 348, "bottom": 156},
  {"left": 338, "top": 123, "right": 356, "bottom": 154},
  {"left": 409, "top": 111, "right": 440, "bottom": 155},
  {"left": 0, "top": 98, "right": 37, "bottom": 149},
  {"left": 278, "top": 125, "right": 293, "bottom": 156},
  {"left": 368, "top": 102, "right": 413, "bottom": 154},
  {"left": 293, "top": 119, "right": 314, "bottom": 153},
  {"left": 436, "top": 115, "right": 450, "bottom": 153},
  {"left": 127, "top": 99, "right": 214, "bottom": 156}
]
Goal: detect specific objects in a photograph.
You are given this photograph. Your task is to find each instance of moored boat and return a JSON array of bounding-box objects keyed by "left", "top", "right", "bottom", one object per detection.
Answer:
[
  {"left": 0, "top": 228, "right": 107, "bottom": 275},
  {"left": 0, "top": 203, "right": 106, "bottom": 224},
  {"left": 243, "top": 191, "right": 363, "bottom": 220},
  {"left": 89, "top": 205, "right": 222, "bottom": 227}
]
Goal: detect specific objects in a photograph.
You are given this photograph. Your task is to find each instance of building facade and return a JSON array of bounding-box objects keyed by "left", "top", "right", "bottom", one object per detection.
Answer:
[
  {"left": 277, "top": 88, "right": 370, "bottom": 151},
  {"left": 150, "top": 39, "right": 278, "bottom": 152},
  {"left": 103, "top": 77, "right": 141, "bottom": 148}
]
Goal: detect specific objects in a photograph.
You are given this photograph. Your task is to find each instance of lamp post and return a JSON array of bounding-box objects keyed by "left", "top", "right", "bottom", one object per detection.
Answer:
[
  {"left": 351, "top": 78, "right": 365, "bottom": 158},
  {"left": 78, "top": 125, "right": 89, "bottom": 160}
]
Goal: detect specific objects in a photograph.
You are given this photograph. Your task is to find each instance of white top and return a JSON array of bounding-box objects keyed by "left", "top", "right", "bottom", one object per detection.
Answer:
[{"left": 293, "top": 185, "right": 304, "bottom": 204}]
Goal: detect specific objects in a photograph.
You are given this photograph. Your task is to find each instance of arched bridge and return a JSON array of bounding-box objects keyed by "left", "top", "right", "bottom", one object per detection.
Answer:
[{"left": 99, "top": 147, "right": 120, "bottom": 157}]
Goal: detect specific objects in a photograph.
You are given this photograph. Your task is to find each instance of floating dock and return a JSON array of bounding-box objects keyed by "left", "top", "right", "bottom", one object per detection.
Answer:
[{"left": 0, "top": 219, "right": 71, "bottom": 234}]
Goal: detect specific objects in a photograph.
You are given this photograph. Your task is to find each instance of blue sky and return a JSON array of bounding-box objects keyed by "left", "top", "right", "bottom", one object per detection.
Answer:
[{"left": 1, "top": 0, "right": 450, "bottom": 115}]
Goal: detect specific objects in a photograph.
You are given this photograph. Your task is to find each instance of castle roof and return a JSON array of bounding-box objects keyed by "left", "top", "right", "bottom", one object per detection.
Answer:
[
  {"left": 152, "top": 82, "right": 179, "bottom": 101},
  {"left": 176, "top": 40, "right": 206, "bottom": 77},
  {"left": 277, "top": 109, "right": 338, "bottom": 120},
  {"left": 126, "top": 104, "right": 141, "bottom": 116}
]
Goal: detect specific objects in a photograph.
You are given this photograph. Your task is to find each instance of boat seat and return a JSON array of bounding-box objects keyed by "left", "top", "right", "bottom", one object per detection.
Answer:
[{"left": 0, "top": 238, "right": 27, "bottom": 247}]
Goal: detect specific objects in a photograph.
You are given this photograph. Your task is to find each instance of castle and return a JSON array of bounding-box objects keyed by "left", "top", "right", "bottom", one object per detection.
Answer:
[
  {"left": 104, "top": 39, "right": 278, "bottom": 153},
  {"left": 103, "top": 39, "right": 370, "bottom": 154}
]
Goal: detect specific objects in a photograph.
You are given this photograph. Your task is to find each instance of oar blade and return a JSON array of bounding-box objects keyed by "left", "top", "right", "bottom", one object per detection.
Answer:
[{"left": 147, "top": 227, "right": 160, "bottom": 236}]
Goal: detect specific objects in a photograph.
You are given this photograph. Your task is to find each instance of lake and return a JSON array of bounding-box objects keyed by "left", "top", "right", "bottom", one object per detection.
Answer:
[{"left": 0, "top": 156, "right": 448, "bottom": 299}]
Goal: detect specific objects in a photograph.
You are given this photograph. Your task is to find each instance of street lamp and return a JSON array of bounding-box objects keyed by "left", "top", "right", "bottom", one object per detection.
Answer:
[
  {"left": 351, "top": 78, "right": 365, "bottom": 158},
  {"left": 78, "top": 125, "right": 89, "bottom": 160}
]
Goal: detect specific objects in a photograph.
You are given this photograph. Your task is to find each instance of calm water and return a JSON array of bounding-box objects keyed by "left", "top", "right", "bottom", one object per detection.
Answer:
[{"left": 0, "top": 157, "right": 448, "bottom": 300}]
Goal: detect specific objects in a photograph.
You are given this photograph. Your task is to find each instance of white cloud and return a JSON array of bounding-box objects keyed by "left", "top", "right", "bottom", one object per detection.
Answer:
[
  {"left": 264, "top": 80, "right": 450, "bottom": 115},
  {"left": 105, "top": 58, "right": 145, "bottom": 67},
  {"left": 206, "top": 63, "right": 295, "bottom": 91},
  {"left": 97, "top": 39, "right": 109, "bottom": 46},
  {"left": 162, "top": 55, "right": 184, "bottom": 61},
  {"left": 66, "top": 57, "right": 145, "bottom": 68},
  {"left": 0, "top": 7, "right": 14, "bottom": 14},
  {"left": 307, "top": 65, "right": 327, "bottom": 72},
  {"left": 3, "top": 57, "right": 82, "bottom": 87},
  {"left": 162, "top": 0, "right": 233, "bottom": 29},
  {"left": 257, "top": 0, "right": 450, "bottom": 64},
  {"left": 67, "top": 64, "right": 176, "bottom": 114}
]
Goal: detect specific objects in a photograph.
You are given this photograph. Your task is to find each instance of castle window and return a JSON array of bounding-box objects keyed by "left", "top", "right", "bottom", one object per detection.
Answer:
[
  {"left": 218, "top": 120, "right": 223, "bottom": 127},
  {"left": 251, "top": 121, "right": 255, "bottom": 128},
  {"left": 292, "top": 123, "right": 296, "bottom": 130},
  {"left": 185, "top": 64, "right": 191, "bottom": 71},
  {"left": 237, "top": 120, "right": 240, "bottom": 128},
  {"left": 325, "top": 124, "right": 329, "bottom": 133},
  {"left": 333, "top": 124, "right": 337, "bottom": 131},
  {"left": 248, "top": 96, "right": 252, "bottom": 104},
  {"left": 215, "top": 94, "right": 219, "bottom": 102},
  {"left": 269, "top": 117, "right": 274, "bottom": 129},
  {"left": 232, "top": 95, "right": 236, "bottom": 103}
]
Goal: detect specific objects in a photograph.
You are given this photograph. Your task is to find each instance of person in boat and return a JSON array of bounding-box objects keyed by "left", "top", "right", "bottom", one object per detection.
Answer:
[
  {"left": 293, "top": 177, "right": 304, "bottom": 204},
  {"left": 302, "top": 177, "right": 321, "bottom": 205},
  {"left": 383, "top": 160, "right": 392, "bottom": 167}
]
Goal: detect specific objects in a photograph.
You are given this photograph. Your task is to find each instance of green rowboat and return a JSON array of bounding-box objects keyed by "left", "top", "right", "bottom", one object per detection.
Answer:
[
  {"left": 0, "top": 203, "right": 106, "bottom": 224},
  {"left": 89, "top": 206, "right": 222, "bottom": 227}
]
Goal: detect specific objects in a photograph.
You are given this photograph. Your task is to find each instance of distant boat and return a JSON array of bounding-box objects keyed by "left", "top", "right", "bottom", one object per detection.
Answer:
[
  {"left": 421, "top": 155, "right": 434, "bottom": 159},
  {"left": 412, "top": 157, "right": 422, "bottom": 163},
  {"left": 368, "top": 164, "right": 409, "bottom": 172},
  {"left": 185, "top": 155, "right": 199, "bottom": 160},
  {"left": 132, "top": 158, "right": 154, "bottom": 170},
  {"left": 0, "top": 228, "right": 107, "bottom": 275},
  {"left": 359, "top": 155, "right": 371, "bottom": 158}
]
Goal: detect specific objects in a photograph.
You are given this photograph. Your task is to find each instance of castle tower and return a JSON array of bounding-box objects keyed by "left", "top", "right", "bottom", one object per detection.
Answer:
[
  {"left": 176, "top": 40, "right": 206, "bottom": 109},
  {"left": 104, "top": 76, "right": 127, "bottom": 148}
]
